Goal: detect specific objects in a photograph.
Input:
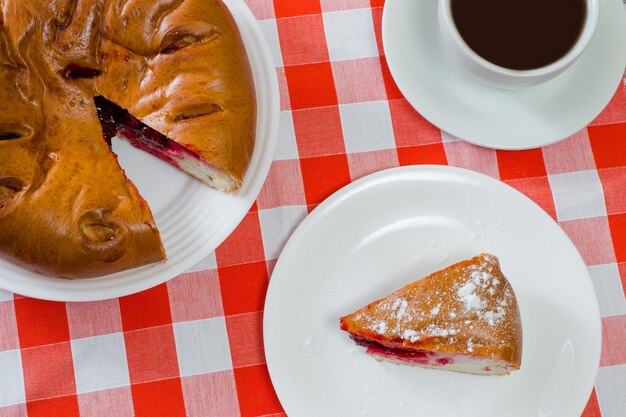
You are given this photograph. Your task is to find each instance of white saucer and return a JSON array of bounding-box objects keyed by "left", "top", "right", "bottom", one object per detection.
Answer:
[
  {"left": 0, "top": 0, "right": 279, "bottom": 302},
  {"left": 382, "top": 0, "right": 626, "bottom": 150},
  {"left": 264, "top": 166, "right": 601, "bottom": 417}
]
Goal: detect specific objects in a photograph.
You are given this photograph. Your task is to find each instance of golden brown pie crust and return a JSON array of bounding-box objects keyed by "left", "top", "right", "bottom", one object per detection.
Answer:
[
  {"left": 340, "top": 254, "right": 523, "bottom": 370},
  {"left": 0, "top": 0, "right": 255, "bottom": 278}
]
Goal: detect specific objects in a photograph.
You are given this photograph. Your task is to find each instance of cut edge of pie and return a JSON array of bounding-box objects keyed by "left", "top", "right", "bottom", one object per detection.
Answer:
[
  {"left": 94, "top": 96, "right": 239, "bottom": 192},
  {"left": 340, "top": 254, "right": 523, "bottom": 376}
]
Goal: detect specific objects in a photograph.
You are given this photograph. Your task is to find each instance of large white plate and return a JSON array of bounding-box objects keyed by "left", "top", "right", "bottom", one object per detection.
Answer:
[
  {"left": 383, "top": 0, "right": 626, "bottom": 150},
  {"left": 0, "top": 0, "right": 279, "bottom": 302},
  {"left": 264, "top": 165, "right": 601, "bottom": 417}
]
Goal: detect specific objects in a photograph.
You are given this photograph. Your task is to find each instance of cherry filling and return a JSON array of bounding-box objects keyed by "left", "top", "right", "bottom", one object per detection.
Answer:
[
  {"left": 350, "top": 335, "right": 454, "bottom": 366},
  {"left": 94, "top": 96, "right": 205, "bottom": 168}
]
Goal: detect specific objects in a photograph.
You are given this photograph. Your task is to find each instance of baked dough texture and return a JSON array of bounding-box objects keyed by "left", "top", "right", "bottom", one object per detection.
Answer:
[
  {"left": 0, "top": 0, "right": 256, "bottom": 278},
  {"left": 340, "top": 254, "right": 523, "bottom": 375}
]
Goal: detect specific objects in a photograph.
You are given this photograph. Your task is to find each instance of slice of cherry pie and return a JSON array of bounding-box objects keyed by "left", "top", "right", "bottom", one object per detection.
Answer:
[{"left": 340, "top": 254, "right": 523, "bottom": 375}]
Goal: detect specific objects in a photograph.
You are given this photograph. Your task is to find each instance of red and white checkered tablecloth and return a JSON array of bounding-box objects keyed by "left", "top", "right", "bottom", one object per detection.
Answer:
[{"left": 1, "top": 1, "right": 625, "bottom": 416}]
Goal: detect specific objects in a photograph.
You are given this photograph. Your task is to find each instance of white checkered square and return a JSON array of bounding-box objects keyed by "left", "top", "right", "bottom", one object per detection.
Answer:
[
  {"left": 596, "top": 364, "right": 626, "bottom": 417},
  {"left": 0, "top": 350, "right": 25, "bottom": 407},
  {"left": 548, "top": 170, "right": 607, "bottom": 221},
  {"left": 443, "top": 140, "right": 499, "bottom": 178},
  {"left": 71, "top": 333, "right": 130, "bottom": 394},
  {"left": 323, "top": 8, "right": 378, "bottom": 61},
  {"left": 274, "top": 111, "right": 299, "bottom": 161},
  {"left": 588, "top": 264, "right": 626, "bottom": 317},
  {"left": 0, "top": 289, "right": 12, "bottom": 302},
  {"left": 339, "top": 101, "right": 395, "bottom": 153},
  {"left": 441, "top": 131, "right": 461, "bottom": 143},
  {"left": 186, "top": 251, "right": 217, "bottom": 273},
  {"left": 258, "top": 205, "right": 308, "bottom": 260},
  {"left": 174, "top": 318, "right": 232, "bottom": 377},
  {"left": 258, "top": 19, "right": 283, "bottom": 67}
]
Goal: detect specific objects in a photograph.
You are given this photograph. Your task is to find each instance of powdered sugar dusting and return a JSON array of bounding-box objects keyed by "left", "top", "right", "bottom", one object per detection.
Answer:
[
  {"left": 350, "top": 254, "right": 516, "bottom": 352},
  {"left": 403, "top": 329, "right": 420, "bottom": 342},
  {"left": 392, "top": 298, "right": 409, "bottom": 320},
  {"left": 430, "top": 303, "right": 441, "bottom": 316},
  {"left": 370, "top": 320, "right": 387, "bottom": 335},
  {"left": 455, "top": 256, "right": 509, "bottom": 328}
]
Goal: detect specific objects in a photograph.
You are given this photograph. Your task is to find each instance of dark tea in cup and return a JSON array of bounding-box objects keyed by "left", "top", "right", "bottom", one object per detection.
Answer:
[{"left": 450, "top": 0, "right": 587, "bottom": 70}]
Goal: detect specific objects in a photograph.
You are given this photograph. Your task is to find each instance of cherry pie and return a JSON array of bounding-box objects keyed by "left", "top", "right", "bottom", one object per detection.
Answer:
[
  {"left": 0, "top": 0, "right": 255, "bottom": 278},
  {"left": 340, "top": 254, "right": 523, "bottom": 375}
]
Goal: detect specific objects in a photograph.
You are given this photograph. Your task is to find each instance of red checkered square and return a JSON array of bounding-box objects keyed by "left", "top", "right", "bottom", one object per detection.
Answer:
[
  {"left": 292, "top": 106, "right": 345, "bottom": 158},
  {"left": 21, "top": 342, "right": 75, "bottom": 400},
  {"left": 14, "top": 298, "right": 69, "bottom": 348},
  {"left": 132, "top": 378, "right": 186, "bottom": 417},
  {"left": 590, "top": 85, "right": 626, "bottom": 125},
  {"left": 504, "top": 177, "right": 557, "bottom": 220},
  {"left": 497, "top": 149, "right": 547, "bottom": 180},
  {"left": 542, "top": 129, "right": 596, "bottom": 175},
  {"left": 274, "top": 0, "right": 321, "bottom": 17},
  {"left": 389, "top": 99, "right": 442, "bottom": 147},
  {"left": 219, "top": 261, "right": 269, "bottom": 316},
  {"left": 226, "top": 311, "right": 265, "bottom": 368},
  {"left": 215, "top": 211, "right": 266, "bottom": 266},
  {"left": 321, "top": 0, "right": 371, "bottom": 12},
  {"left": 167, "top": 270, "right": 223, "bottom": 323},
  {"left": 379, "top": 56, "right": 403, "bottom": 100},
  {"left": 0, "top": 404, "right": 26, "bottom": 417},
  {"left": 300, "top": 154, "right": 351, "bottom": 205},
  {"left": 78, "top": 387, "right": 133, "bottom": 417},
  {"left": 348, "top": 149, "right": 399, "bottom": 181},
  {"left": 26, "top": 396, "right": 79, "bottom": 417},
  {"left": 600, "top": 314, "right": 626, "bottom": 367},
  {"left": 257, "top": 159, "right": 306, "bottom": 210},
  {"left": 619, "top": 262, "right": 626, "bottom": 298},
  {"left": 397, "top": 144, "right": 448, "bottom": 166},
  {"left": 589, "top": 122, "right": 626, "bottom": 169},
  {"left": 332, "top": 58, "right": 386, "bottom": 104},
  {"left": 125, "top": 326, "right": 179, "bottom": 383},
  {"left": 234, "top": 364, "right": 283, "bottom": 417},
  {"left": 66, "top": 299, "right": 122, "bottom": 339},
  {"left": 181, "top": 371, "right": 240, "bottom": 417},
  {"left": 119, "top": 284, "right": 172, "bottom": 332},
  {"left": 277, "top": 14, "right": 329, "bottom": 66},
  {"left": 443, "top": 140, "right": 499, "bottom": 178},
  {"left": 609, "top": 213, "right": 626, "bottom": 263},
  {"left": 581, "top": 389, "right": 601, "bottom": 417},
  {"left": 276, "top": 67, "right": 291, "bottom": 111},
  {"left": 0, "top": 301, "right": 18, "bottom": 351},
  {"left": 369, "top": 5, "right": 384, "bottom": 55},
  {"left": 599, "top": 167, "right": 626, "bottom": 215},
  {"left": 244, "top": 0, "right": 276, "bottom": 20},
  {"left": 284, "top": 62, "right": 338, "bottom": 110},
  {"left": 559, "top": 217, "right": 616, "bottom": 265}
]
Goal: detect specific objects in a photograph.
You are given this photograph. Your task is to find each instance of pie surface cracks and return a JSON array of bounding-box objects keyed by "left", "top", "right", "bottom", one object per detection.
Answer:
[{"left": 0, "top": 0, "right": 255, "bottom": 278}]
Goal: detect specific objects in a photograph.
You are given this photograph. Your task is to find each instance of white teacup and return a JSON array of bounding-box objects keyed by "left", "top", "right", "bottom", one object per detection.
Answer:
[{"left": 438, "top": 0, "right": 600, "bottom": 89}]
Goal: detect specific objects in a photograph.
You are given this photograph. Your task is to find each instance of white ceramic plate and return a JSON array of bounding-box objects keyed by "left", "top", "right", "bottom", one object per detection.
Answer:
[
  {"left": 383, "top": 0, "right": 626, "bottom": 150},
  {"left": 0, "top": 0, "right": 279, "bottom": 302},
  {"left": 264, "top": 165, "right": 601, "bottom": 417}
]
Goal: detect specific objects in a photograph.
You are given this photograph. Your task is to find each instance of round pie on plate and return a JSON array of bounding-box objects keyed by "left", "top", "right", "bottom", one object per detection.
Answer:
[{"left": 0, "top": 0, "right": 256, "bottom": 278}]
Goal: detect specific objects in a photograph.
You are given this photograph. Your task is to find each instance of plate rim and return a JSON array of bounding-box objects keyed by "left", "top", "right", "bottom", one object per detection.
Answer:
[
  {"left": 381, "top": 0, "right": 626, "bottom": 150},
  {"left": 264, "top": 164, "right": 602, "bottom": 417},
  {"left": 0, "top": 0, "right": 280, "bottom": 302}
]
